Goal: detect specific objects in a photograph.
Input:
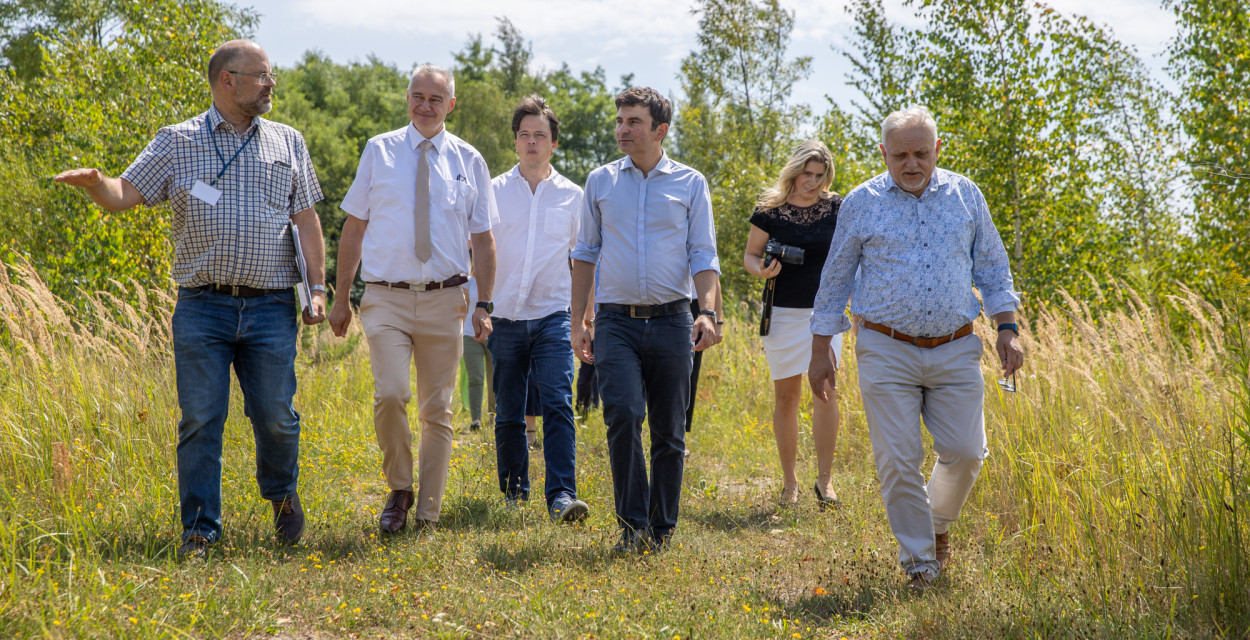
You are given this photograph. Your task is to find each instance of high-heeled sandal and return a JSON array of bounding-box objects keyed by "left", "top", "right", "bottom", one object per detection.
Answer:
[{"left": 813, "top": 483, "right": 840, "bottom": 511}]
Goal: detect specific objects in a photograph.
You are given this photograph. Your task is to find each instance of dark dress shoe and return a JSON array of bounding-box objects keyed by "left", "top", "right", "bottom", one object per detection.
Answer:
[
  {"left": 176, "top": 534, "right": 212, "bottom": 561},
  {"left": 380, "top": 489, "right": 415, "bottom": 533},
  {"left": 272, "top": 493, "right": 305, "bottom": 544}
]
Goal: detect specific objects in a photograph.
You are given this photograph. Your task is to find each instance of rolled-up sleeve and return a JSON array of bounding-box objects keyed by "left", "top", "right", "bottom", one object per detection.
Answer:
[
  {"left": 810, "top": 192, "right": 863, "bottom": 336},
  {"left": 686, "top": 172, "right": 721, "bottom": 276},
  {"left": 968, "top": 184, "right": 1021, "bottom": 316},
  {"left": 571, "top": 170, "right": 602, "bottom": 264}
]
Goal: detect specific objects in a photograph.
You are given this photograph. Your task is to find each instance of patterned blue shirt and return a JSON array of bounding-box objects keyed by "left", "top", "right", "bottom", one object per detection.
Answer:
[
  {"left": 571, "top": 153, "right": 720, "bottom": 305},
  {"left": 811, "top": 168, "right": 1020, "bottom": 337},
  {"left": 121, "top": 105, "right": 323, "bottom": 288}
]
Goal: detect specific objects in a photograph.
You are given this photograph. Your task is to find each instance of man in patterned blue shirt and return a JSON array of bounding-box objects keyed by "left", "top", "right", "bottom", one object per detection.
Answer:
[
  {"left": 808, "top": 106, "right": 1025, "bottom": 592},
  {"left": 56, "top": 40, "right": 327, "bottom": 560}
]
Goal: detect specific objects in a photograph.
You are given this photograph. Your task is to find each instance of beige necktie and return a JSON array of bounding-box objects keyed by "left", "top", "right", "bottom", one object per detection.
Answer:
[{"left": 414, "top": 139, "right": 433, "bottom": 262}]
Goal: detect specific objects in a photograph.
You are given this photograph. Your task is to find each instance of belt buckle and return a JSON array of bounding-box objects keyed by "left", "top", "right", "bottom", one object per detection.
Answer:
[
  {"left": 630, "top": 305, "right": 644, "bottom": 319},
  {"left": 412, "top": 282, "right": 430, "bottom": 292},
  {"left": 230, "top": 285, "right": 240, "bottom": 296}
]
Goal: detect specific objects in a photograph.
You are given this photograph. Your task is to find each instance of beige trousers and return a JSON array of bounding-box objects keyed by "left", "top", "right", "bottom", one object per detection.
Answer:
[
  {"left": 855, "top": 328, "right": 988, "bottom": 579},
  {"left": 360, "top": 284, "right": 468, "bottom": 522}
]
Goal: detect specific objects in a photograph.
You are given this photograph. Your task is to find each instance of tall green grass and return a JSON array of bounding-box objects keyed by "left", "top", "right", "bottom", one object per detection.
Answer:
[{"left": 0, "top": 262, "right": 1246, "bottom": 638}]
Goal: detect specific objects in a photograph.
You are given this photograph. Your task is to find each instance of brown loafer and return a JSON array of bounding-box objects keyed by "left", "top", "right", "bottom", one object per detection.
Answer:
[
  {"left": 380, "top": 489, "right": 414, "bottom": 533},
  {"left": 907, "top": 572, "right": 934, "bottom": 594},
  {"left": 935, "top": 531, "right": 951, "bottom": 570}
]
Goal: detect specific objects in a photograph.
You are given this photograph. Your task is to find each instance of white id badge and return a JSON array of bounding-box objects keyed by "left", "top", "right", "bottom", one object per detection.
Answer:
[{"left": 191, "top": 180, "right": 222, "bottom": 206}]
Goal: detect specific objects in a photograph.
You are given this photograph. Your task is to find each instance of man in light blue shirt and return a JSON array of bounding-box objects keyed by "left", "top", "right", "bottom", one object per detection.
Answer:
[
  {"left": 570, "top": 87, "right": 722, "bottom": 553},
  {"left": 808, "top": 106, "right": 1025, "bottom": 592}
]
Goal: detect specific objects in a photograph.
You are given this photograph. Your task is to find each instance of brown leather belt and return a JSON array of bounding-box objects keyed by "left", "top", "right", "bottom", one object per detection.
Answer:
[
  {"left": 366, "top": 274, "right": 468, "bottom": 291},
  {"left": 200, "top": 284, "right": 288, "bottom": 298},
  {"left": 862, "top": 320, "right": 973, "bottom": 349}
]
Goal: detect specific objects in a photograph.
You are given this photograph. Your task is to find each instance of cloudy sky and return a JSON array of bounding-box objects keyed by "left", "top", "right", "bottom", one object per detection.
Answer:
[{"left": 246, "top": 0, "right": 1177, "bottom": 117}]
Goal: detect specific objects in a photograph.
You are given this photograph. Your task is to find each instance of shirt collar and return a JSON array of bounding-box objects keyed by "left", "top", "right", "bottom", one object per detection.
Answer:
[
  {"left": 506, "top": 163, "right": 560, "bottom": 184},
  {"left": 407, "top": 123, "right": 447, "bottom": 153},
  {"left": 621, "top": 150, "right": 675, "bottom": 176},
  {"left": 206, "top": 104, "right": 261, "bottom": 135}
]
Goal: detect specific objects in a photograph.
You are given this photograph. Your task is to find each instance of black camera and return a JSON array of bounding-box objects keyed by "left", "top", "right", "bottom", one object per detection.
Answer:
[{"left": 763, "top": 239, "right": 804, "bottom": 267}]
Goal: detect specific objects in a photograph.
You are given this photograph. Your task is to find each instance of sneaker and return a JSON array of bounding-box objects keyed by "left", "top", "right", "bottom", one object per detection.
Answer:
[
  {"left": 639, "top": 530, "right": 672, "bottom": 555},
  {"left": 549, "top": 496, "right": 589, "bottom": 524},
  {"left": 271, "top": 493, "right": 304, "bottom": 544},
  {"left": 176, "top": 534, "right": 212, "bottom": 561}
]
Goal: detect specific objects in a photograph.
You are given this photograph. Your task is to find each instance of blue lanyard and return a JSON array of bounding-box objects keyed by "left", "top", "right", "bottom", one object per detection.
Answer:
[{"left": 206, "top": 114, "right": 258, "bottom": 186}]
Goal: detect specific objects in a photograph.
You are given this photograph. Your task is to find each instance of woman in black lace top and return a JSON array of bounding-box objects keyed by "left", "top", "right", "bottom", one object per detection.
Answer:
[{"left": 744, "top": 140, "right": 843, "bottom": 507}]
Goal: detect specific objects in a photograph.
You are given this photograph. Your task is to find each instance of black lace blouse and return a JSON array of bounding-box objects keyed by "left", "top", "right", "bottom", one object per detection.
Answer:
[{"left": 748, "top": 195, "right": 841, "bottom": 309}]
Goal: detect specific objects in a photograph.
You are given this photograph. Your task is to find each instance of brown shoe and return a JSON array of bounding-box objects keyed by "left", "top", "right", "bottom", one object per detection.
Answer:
[
  {"left": 379, "top": 489, "right": 414, "bottom": 533},
  {"left": 935, "top": 531, "right": 952, "bottom": 570},
  {"left": 271, "top": 493, "right": 304, "bottom": 544},
  {"left": 413, "top": 518, "right": 437, "bottom": 535},
  {"left": 907, "top": 572, "right": 934, "bottom": 594}
]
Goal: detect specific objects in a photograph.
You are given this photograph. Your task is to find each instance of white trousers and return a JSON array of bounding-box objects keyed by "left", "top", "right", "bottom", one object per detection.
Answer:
[{"left": 855, "top": 328, "right": 988, "bottom": 578}]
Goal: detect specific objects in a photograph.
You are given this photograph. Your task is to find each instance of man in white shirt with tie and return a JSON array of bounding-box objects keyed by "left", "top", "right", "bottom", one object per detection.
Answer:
[
  {"left": 489, "top": 95, "right": 589, "bottom": 523},
  {"left": 330, "top": 64, "right": 498, "bottom": 534}
]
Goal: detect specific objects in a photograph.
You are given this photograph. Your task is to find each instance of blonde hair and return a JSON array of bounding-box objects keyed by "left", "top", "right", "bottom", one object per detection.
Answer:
[{"left": 757, "top": 140, "right": 835, "bottom": 210}]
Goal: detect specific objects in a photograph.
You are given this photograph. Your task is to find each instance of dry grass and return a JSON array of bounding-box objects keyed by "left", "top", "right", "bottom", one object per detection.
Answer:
[{"left": 0, "top": 265, "right": 1246, "bottom": 639}]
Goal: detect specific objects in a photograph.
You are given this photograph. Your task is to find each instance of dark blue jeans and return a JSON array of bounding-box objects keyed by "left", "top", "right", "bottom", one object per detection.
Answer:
[
  {"left": 488, "top": 310, "right": 577, "bottom": 507},
  {"left": 594, "top": 308, "right": 693, "bottom": 537},
  {"left": 171, "top": 286, "right": 301, "bottom": 542}
]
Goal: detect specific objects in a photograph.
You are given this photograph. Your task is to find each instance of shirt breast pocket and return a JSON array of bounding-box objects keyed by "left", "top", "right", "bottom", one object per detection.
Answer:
[
  {"left": 262, "top": 162, "right": 294, "bottom": 212},
  {"left": 447, "top": 179, "right": 474, "bottom": 215},
  {"left": 543, "top": 206, "right": 573, "bottom": 241}
]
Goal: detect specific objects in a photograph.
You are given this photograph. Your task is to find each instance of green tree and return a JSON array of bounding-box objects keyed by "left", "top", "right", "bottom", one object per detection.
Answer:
[
  {"left": 1166, "top": 0, "right": 1250, "bottom": 287},
  {"left": 674, "top": 0, "right": 813, "bottom": 300},
  {"left": 0, "top": 0, "right": 256, "bottom": 302},
  {"left": 839, "top": 0, "right": 1181, "bottom": 304}
]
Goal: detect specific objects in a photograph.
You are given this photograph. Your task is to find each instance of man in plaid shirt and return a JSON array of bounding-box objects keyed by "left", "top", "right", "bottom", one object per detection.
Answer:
[{"left": 56, "top": 40, "right": 327, "bottom": 560}]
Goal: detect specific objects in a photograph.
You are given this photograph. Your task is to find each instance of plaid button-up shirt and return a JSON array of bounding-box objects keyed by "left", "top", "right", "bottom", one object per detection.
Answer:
[{"left": 121, "top": 105, "right": 323, "bottom": 288}]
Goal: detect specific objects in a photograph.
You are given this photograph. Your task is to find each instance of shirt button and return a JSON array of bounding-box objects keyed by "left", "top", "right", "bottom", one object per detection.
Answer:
[
  {"left": 924, "top": 243, "right": 928, "bottom": 247},
  {"left": 925, "top": 264, "right": 930, "bottom": 268},
  {"left": 921, "top": 220, "right": 926, "bottom": 225},
  {"left": 927, "top": 288, "right": 931, "bottom": 292}
]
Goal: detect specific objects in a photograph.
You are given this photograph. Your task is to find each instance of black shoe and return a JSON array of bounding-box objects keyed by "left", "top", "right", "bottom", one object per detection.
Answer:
[
  {"left": 272, "top": 493, "right": 305, "bottom": 544},
  {"left": 549, "top": 496, "right": 589, "bottom": 524},
  {"left": 176, "top": 534, "right": 212, "bottom": 561},
  {"left": 612, "top": 529, "right": 639, "bottom": 554},
  {"left": 469, "top": 420, "right": 481, "bottom": 432},
  {"left": 813, "top": 483, "right": 840, "bottom": 511},
  {"left": 640, "top": 530, "right": 672, "bottom": 555}
]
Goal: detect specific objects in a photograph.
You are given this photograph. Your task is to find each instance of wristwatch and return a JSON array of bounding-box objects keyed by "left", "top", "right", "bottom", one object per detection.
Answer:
[
  {"left": 310, "top": 284, "right": 327, "bottom": 294},
  {"left": 997, "top": 322, "right": 1018, "bottom": 335},
  {"left": 698, "top": 309, "right": 721, "bottom": 325},
  {"left": 476, "top": 301, "right": 494, "bottom": 314}
]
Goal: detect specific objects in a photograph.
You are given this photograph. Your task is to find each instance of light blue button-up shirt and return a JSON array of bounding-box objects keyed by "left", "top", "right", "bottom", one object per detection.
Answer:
[
  {"left": 811, "top": 168, "right": 1020, "bottom": 337},
  {"left": 572, "top": 153, "right": 721, "bottom": 305}
]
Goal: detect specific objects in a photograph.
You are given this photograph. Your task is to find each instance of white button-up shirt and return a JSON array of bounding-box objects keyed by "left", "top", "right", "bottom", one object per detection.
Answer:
[
  {"left": 491, "top": 164, "right": 583, "bottom": 320},
  {"left": 340, "top": 124, "right": 497, "bottom": 284}
]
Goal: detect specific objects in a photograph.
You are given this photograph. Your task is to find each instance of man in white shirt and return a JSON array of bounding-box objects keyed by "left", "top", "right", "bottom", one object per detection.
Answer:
[
  {"left": 489, "top": 95, "right": 589, "bottom": 523},
  {"left": 329, "top": 64, "right": 498, "bottom": 534}
]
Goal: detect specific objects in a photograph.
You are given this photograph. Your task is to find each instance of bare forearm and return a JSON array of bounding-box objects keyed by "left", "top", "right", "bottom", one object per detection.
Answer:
[
  {"left": 693, "top": 269, "right": 719, "bottom": 312},
  {"left": 54, "top": 169, "right": 145, "bottom": 211},
  {"left": 335, "top": 216, "right": 366, "bottom": 295},
  {"left": 470, "top": 231, "right": 496, "bottom": 301}
]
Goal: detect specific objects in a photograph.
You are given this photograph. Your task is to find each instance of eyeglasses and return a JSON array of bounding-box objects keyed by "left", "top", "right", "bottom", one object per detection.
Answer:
[
  {"left": 227, "top": 70, "right": 278, "bottom": 84},
  {"left": 997, "top": 372, "right": 1018, "bottom": 393}
]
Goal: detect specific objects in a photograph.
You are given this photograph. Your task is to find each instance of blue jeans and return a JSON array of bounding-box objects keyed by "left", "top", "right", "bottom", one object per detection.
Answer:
[
  {"left": 488, "top": 311, "right": 577, "bottom": 507},
  {"left": 594, "top": 308, "right": 693, "bottom": 537},
  {"left": 171, "top": 287, "right": 301, "bottom": 542}
]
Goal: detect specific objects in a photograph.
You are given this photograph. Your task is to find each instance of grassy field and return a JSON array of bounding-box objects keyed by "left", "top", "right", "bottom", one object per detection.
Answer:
[{"left": 1, "top": 264, "right": 1247, "bottom": 639}]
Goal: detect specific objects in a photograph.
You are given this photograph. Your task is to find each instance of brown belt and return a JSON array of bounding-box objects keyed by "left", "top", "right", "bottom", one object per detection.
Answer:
[
  {"left": 366, "top": 274, "right": 468, "bottom": 291},
  {"left": 862, "top": 320, "right": 973, "bottom": 349}
]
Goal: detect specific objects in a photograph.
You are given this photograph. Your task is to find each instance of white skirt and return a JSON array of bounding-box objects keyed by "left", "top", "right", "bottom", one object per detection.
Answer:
[{"left": 761, "top": 307, "right": 843, "bottom": 381}]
